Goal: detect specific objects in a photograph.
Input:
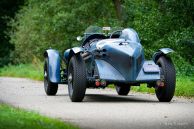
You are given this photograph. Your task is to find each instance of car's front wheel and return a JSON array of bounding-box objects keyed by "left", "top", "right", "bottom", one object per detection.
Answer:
[
  {"left": 116, "top": 85, "right": 131, "bottom": 96},
  {"left": 155, "top": 56, "right": 176, "bottom": 102},
  {"left": 68, "top": 54, "right": 87, "bottom": 102},
  {"left": 44, "top": 58, "right": 58, "bottom": 95}
]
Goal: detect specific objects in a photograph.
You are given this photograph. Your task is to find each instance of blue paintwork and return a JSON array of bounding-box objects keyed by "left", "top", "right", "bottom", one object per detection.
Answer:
[
  {"left": 94, "top": 39, "right": 143, "bottom": 81},
  {"left": 52, "top": 27, "right": 174, "bottom": 85},
  {"left": 64, "top": 47, "right": 84, "bottom": 62},
  {"left": 95, "top": 59, "right": 125, "bottom": 81},
  {"left": 64, "top": 49, "right": 70, "bottom": 62},
  {"left": 159, "top": 48, "right": 174, "bottom": 54},
  {"left": 120, "top": 28, "right": 140, "bottom": 42},
  {"left": 44, "top": 49, "right": 61, "bottom": 83},
  {"left": 71, "top": 47, "right": 84, "bottom": 54},
  {"left": 95, "top": 59, "right": 160, "bottom": 82},
  {"left": 79, "top": 28, "right": 162, "bottom": 83},
  {"left": 153, "top": 48, "right": 174, "bottom": 62},
  {"left": 143, "top": 61, "right": 160, "bottom": 73},
  {"left": 136, "top": 61, "right": 160, "bottom": 81},
  {"left": 78, "top": 28, "right": 160, "bottom": 83}
]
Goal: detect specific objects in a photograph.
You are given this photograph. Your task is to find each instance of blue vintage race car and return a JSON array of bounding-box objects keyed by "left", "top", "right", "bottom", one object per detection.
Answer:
[{"left": 43, "top": 26, "right": 176, "bottom": 102}]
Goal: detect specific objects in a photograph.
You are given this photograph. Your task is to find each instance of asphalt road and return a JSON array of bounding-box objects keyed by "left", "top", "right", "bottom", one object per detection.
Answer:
[{"left": 0, "top": 77, "right": 194, "bottom": 129}]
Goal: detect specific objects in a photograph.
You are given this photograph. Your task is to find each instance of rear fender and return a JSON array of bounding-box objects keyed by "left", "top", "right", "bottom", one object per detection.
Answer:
[
  {"left": 44, "top": 49, "right": 61, "bottom": 83},
  {"left": 153, "top": 48, "right": 174, "bottom": 62}
]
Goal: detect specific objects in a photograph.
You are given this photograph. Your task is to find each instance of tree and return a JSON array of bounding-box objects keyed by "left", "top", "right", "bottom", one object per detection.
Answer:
[
  {"left": 0, "top": 0, "right": 24, "bottom": 66},
  {"left": 10, "top": 0, "right": 119, "bottom": 63},
  {"left": 112, "top": 0, "right": 122, "bottom": 20}
]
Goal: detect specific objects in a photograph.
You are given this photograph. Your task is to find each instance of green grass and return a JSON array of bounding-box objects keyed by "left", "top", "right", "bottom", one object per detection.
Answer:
[
  {"left": 0, "top": 64, "right": 43, "bottom": 81},
  {"left": 0, "top": 64, "right": 193, "bottom": 97},
  {"left": 0, "top": 104, "right": 79, "bottom": 129},
  {"left": 131, "top": 76, "right": 194, "bottom": 97},
  {"left": 175, "top": 76, "right": 194, "bottom": 97}
]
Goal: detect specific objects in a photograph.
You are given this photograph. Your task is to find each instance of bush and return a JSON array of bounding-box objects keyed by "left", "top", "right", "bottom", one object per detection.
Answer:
[
  {"left": 10, "top": 0, "right": 119, "bottom": 63},
  {"left": 9, "top": 0, "right": 194, "bottom": 75}
]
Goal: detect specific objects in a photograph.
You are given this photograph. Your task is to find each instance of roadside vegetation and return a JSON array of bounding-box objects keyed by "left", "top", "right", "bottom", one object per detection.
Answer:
[
  {"left": 0, "top": 57, "right": 43, "bottom": 80},
  {"left": 0, "top": 64, "right": 193, "bottom": 97},
  {"left": 131, "top": 76, "right": 194, "bottom": 97},
  {"left": 0, "top": 0, "right": 193, "bottom": 97},
  {"left": 0, "top": 63, "right": 43, "bottom": 81},
  {"left": 1, "top": 1, "right": 193, "bottom": 72},
  {"left": 2, "top": 0, "right": 193, "bottom": 128},
  {"left": 0, "top": 104, "right": 79, "bottom": 129}
]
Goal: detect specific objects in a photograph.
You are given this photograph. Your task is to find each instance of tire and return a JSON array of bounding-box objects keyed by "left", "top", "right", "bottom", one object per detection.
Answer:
[
  {"left": 44, "top": 58, "right": 58, "bottom": 95},
  {"left": 116, "top": 85, "right": 131, "bottom": 96},
  {"left": 68, "top": 54, "right": 87, "bottom": 102},
  {"left": 155, "top": 56, "right": 176, "bottom": 102}
]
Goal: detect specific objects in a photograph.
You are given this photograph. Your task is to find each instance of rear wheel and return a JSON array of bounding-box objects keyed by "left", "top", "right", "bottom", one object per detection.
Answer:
[
  {"left": 68, "top": 54, "right": 87, "bottom": 102},
  {"left": 116, "top": 85, "right": 131, "bottom": 96},
  {"left": 155, "top": 56, "right": 176, "bottom": 102},
  {"left": 44, "top": 58, "right": 58, "bottom": 95}
]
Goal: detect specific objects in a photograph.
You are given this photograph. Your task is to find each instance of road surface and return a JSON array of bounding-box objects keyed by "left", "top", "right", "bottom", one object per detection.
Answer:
[{"left": 0, "top": 77, "right": 194, "bottom": 129}]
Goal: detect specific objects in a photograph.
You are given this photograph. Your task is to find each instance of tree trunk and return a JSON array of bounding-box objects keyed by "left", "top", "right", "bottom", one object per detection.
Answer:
[{"left": 112, "top": 0, "right": 122, "bottom": 20}]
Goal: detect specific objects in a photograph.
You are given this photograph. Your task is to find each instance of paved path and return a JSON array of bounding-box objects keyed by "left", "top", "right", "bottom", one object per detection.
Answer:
[{"left": 0, "top": 77, "right": 194, "bottom": 129}]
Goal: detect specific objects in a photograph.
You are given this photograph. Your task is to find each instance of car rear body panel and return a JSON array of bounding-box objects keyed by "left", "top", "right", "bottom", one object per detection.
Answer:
[{"left": 91, "top": 39, "right": 160, "bottom": 83}]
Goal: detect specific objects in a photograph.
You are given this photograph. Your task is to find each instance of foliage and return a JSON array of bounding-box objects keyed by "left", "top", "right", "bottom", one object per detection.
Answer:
[
  {"left": 122, "top": 0, "right": 194, "bottom": 75},
  {"left": 0, "top": 104, "right": 79, "bottom": 129},
  {"left": 2, "top": 0, "right": 193, "bottom": 75},
  {"left": 10, "top": 0, "right": 119, "bottom": 63},
  {"left": 0, "top": 0, "right": 24, "bottom": 67},
  {"left": 0, "top": 62, "right": 43, "bottom": 81}
]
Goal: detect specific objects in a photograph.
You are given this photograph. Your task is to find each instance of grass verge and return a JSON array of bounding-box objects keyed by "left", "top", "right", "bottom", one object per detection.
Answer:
[
  {"left": 0, "top": 64, "right": 43, "bottom": 81},
  {"left": 131, "top": 75, "right": 194, "bottom": 97},
  {"left": 0, "top": 104, "right": 79, "bottom": 129},
  {"left": 0, "top": 64, "right": 193, "bottom": 97}
]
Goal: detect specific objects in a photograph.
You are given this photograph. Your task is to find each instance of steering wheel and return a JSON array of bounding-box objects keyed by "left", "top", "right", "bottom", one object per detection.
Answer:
[{"left": 109, "top": 30, "right": 122, "bottom": 38}]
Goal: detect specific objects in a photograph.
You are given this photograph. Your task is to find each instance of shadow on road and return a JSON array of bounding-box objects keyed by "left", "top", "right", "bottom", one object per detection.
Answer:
[{"left": 84, "top": 94, "right": 158, "bottom": 103}]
